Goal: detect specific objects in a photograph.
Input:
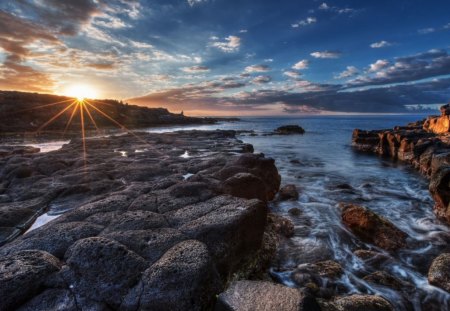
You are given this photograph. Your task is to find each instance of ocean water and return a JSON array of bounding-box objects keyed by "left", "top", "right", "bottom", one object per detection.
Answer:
[
  {"left": 23, "top": 115, "right": 450, "bottom": 309},
  {"left": 149, "top": 115, "right": 450, "bottom": 310}
]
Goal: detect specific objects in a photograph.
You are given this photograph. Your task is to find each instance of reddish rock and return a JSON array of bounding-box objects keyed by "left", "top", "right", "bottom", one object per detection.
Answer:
[
  {"left": 279, "top": 184, "right": 299, "bottom": 201},
  {"left": 340, "top": 203, "right": 407, "bottom": 251},
  {"left": 267, "top": 213, "right": 294, "bottom": 238}
]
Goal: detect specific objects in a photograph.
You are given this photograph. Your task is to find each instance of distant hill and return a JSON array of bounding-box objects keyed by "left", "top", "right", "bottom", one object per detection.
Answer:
[{"left": 0, "top": 91, "right": 219, "bottom": 133}]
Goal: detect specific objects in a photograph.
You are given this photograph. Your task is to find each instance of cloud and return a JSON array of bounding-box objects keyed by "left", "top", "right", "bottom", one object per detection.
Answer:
[
  {"left": 284, "top": 70, "right": 302, "bottom": 79},
  {"left": 291, "top": 17, "right": 317, "bottom": 28},
  {"left": 245, "top": 64, "right": 270, "bottom": 73},
  {"left": 336, "top": 66, "right": 358, "bottom": 79},
  {"left": 370, "top": 40, "right": 392, "bottom": 48},
  {"left": 211, "top": 35, "right": 241, "bottom": 53},
  {"left": 187, "top": 0, "right": 207, "bottom": 7},
  {"left": 351, "top": 49, "right": 450, "bottom": 87},
  {"left": 239, "top": 29, "right": 248, "bottom": 33},
  {"left": 319, "top": 3, "right": 330, "bottom": 10},
  {"left": 251, "top": 75, "right": 272, "bottom": 84},
  {"left": 181, "top": 66, "right": 210, "bottom": 73},
  {"left": 368, "top": 59, "right": 389, "bottom": 72},
  {"left": 310, "top": 51, "right": 341, "bottom": 59},
  {"left": 292, "top": 59, "right": 309, "bottom": 70},
  {"left": 418, "top": 27, "right": 435, "bottom": 34}
]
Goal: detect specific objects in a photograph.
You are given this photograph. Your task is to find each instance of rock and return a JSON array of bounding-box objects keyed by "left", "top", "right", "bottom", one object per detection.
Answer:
[
  {"left": 332, "top": 294, "right": 393, "bottom": 311},
  {"left": 222, "top": 172, "right": 268, "bottom": 202},
  {"left": 123, "top": 240, "right": 221, "bottom": 311},
  {"left": 180, "top": 199, "right": 267, "bottom": 276},
  {"left": 0, "top": 221, "right": 104, "bottom": 258},
  {"left": 353, "top": 249, "right": 390, "bottom": 266},
  {"left": 340, "top": 203, "right": 407, "bottom": 251},
  {"left": 64, "top": 237, "right": 148, "bottom": 308},
  {"left": 363, "top": 271, "right": 405, "bottom": 290},
  {"left": 0, "top": 250, "right": 61, "bottom": 311},
  {"left": 17, "top": 289, "right": 78, "bottom": 311},
  {"left": 429, "top": 166, "right": 450, "bottom": 223},
  {"left": 288, "top": 207, "right": 302, "bottom": 216},
  {"left": 291, "top": 260, "right": 343, "bottom": 297},
  {"left": 428, "top": 253, "right": 450, "bottom": 292},
  {"left": 279, "top": 184, "right": 299, "bottom": 201},
  {"left": 267, "top": 213, "right": 295, "bottom": 238},
  {"left": 216, "top": 280, "right": 321, "bottom": 311},
  {"left": 274, "top": 125, "right": 305, "bottom": 135},
  {"left": 102, "top": 210, "right": 168, "bottom": 233}
]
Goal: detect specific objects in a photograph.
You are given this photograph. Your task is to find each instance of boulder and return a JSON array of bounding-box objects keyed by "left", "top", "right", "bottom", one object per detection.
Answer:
[
  {"left": 222, "top": 173, "right": 267, "bottom": 202},
  {"left": 279, "top": 184, "right": 299, "bottom": 201},
  {"left": 274, "top": 125, "right": 305, "bottom": 135},
  {"left": 429, "top": 166, "right": 450, "bottom": 223},
  {"left": 216, "top": 280, "right": 320, "bottom": 311},
  {"left": 332, "top": 294, "right": 393, "bottom": 311},
  {"left": 428, "top": 253, "right": 450, "bottom": 292},
  {"left": 64, "top": 237, "right": 148, "bottom": 308},
  {"left": 0, "top": 250, "right": 61, "bottom": 311},
  {"left": 340, "top": 203, "right": 407, "bottom": 251},
  {"left": 122, "top": 240, "right": 221, "bottom": 311},
  {"left": 267, "top": 213, "right": 295, "bottom": 238},
  {"left": 363, "top": 271, "right": 405, "bottom": 290}
]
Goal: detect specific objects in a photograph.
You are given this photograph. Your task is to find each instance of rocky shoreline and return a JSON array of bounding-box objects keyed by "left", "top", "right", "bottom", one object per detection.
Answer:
[
  {"left": 1, "top": 125, "right": 449, "bottom": 310},
  {"left": 352, "top": 106, "right": 450, "bottom": 295}
]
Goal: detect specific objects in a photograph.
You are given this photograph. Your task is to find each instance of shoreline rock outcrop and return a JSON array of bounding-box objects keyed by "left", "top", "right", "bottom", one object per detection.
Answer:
[
  {"left": 352, "top": 107, "right": 450, "bottom": 224},
  {"left": 0, "top": 130, "right": 281, "bottom": 310}
]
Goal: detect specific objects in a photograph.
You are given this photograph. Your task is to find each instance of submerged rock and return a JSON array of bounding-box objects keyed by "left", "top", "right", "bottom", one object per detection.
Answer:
[
  {"left": 216, "top": 280, "right": 321, "bottom": 311},
  {"left": 428, "top": 253, "right": 450, "bottom": 292},
  {"left": 340, "top": 203, "right": 407, "bottom": 251}
]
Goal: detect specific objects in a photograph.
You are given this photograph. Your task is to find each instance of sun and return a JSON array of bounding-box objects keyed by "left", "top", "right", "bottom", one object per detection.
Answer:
[{"left": 65, "top": 84, "right": 98, "bottom": 101}]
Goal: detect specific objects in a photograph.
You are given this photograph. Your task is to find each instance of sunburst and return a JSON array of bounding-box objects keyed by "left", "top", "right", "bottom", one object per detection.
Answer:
[{"left": 10, "top": 85, "right": 149, "bottom": 168}]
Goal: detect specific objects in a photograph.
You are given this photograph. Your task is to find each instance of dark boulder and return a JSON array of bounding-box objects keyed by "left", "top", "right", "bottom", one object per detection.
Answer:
[
  {"left": 429, "top": 166, "right": 450, "bottom": 223},
  {"left": 122, "top": 240, "right": 221, "bottom": 311},
  {"left": 332, "top": 294, "right": 393, "bottom": 311},
  {"left": 274, "top": 125, "right": 305, "bottom": 135},
  {"left": 0, "top": 250, "right": 61, "bottom": 311},
  {"left": 64, "top": 237, "right": 148, "bottom": 308}
]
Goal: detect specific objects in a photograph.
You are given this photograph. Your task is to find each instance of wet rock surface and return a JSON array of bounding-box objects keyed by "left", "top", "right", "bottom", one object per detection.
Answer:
[
  {"left": 0, "top": 130, "right": 282, "bottom": 310},
  {"left": 340, "top": 203, "right": 408, "bottom": 251},
  {"left": 428, "top": 252, "right": 450, "bottom": 292},
  {"left": 352, "top": 109, "right": 450, "bottom": 224}
]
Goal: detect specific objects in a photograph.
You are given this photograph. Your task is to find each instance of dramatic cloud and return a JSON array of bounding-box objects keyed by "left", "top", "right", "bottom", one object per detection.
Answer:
[
  {"left": 370, "top": 40, "right": 392, "bottom": 48},
  {"left": 292, "top": 60, "right": 309, "bottom": 70},
  {"left": 181, "top": 66, "right": 210, "bottom": 73},
  {"left": 245, "top": 64, "right": 270, "bottom": 73},
  {"left": 310, "top": 51, "right": 341, "bottom": 59},
  {"left": 351, "top": 49, "right": 450, "bottom": 87},
  {"left": 292, "top": 17, "right": 317, "bottom": 28},
  {"left": 211, "top": 36, "right": 241, "bottom": 53},
  {"left": 336, "top": 66, "right": 358, "bottom": 79}
]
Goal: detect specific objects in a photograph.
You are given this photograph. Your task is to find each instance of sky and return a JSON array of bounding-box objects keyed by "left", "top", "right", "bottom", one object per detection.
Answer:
[{"left": 0, "top": 0, "right": 449, "bottom": 116}]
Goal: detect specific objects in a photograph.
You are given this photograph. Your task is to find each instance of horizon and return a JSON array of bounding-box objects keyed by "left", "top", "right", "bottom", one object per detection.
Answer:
[{"left": 0, "top": 1, "right": 449, "bottom": 115}]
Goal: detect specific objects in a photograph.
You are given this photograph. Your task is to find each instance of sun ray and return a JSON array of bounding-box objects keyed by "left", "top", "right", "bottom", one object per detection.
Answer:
[
  {"left": 79, "top": 102, "right": 87, "bottom": 168},
  {"left": 84, "top": 100, "right": 151, "bottom": 146},
  {"left": 83, "top": 103, "right": 100, "bottom": 133},
  {"left": 36, "top": 101, "right": 77, "bottom": 133},
  {"left": 7, "top": 98, "right": 75, "bottom": 116},
  {"left": 62, "top": 103, "right": 80, "bottom": 137}
]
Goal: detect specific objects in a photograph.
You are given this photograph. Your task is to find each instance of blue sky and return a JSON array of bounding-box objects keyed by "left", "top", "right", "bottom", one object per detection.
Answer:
[{"left": 0, "top": 0, "right": 449, "bottom": 115}]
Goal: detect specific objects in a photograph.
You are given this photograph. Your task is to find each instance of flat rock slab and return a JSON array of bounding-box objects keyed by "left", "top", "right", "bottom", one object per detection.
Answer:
[{"left": 0, "top": 130, "right": 281, "bottom": 310}]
